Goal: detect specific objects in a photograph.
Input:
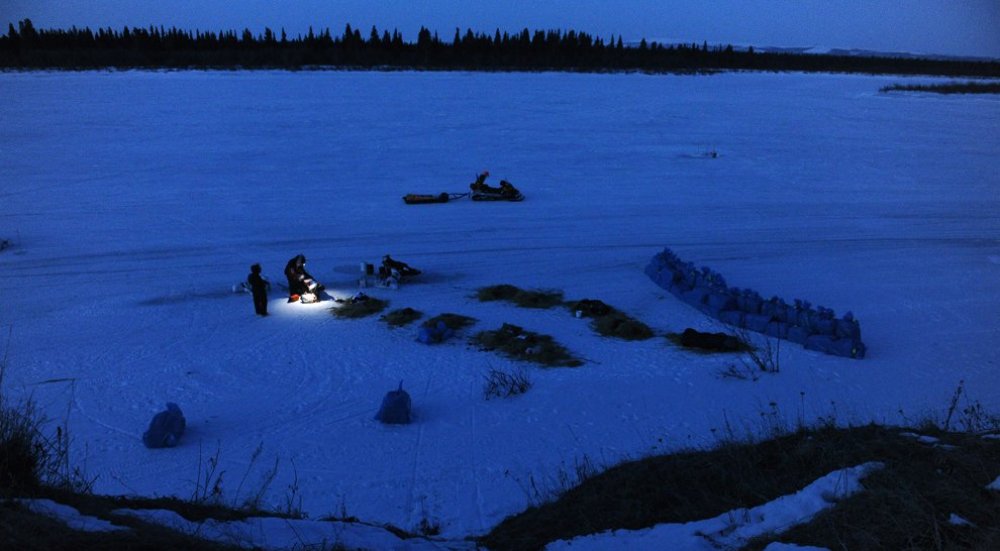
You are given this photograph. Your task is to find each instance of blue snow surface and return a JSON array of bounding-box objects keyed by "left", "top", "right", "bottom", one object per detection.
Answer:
[{"left": 1, "top": 70, "right": 998, "bottom": 540}]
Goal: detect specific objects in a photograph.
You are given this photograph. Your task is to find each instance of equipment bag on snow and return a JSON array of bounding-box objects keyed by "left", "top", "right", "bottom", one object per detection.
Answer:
[
  {"left": 143, "top": 402, "right": 186, "bottom": 448},
  {"left": 375, "top": 381, "right": 412, "bottom": 425},
  {"left": 417, "top": 320, "right": 454, "bottom": 344}
]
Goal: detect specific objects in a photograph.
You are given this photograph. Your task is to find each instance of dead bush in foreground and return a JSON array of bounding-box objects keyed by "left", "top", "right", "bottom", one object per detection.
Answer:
[{"left": 483, "top": 366, "right": 533, "bottom": 400}]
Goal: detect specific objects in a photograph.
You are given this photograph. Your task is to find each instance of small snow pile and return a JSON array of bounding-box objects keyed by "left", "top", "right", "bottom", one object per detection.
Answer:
[
  {"left": 899, "top": 432, "right": 959, "bottom": 450},
  {"left": 546, "top": 462, "right": 884, "bottom": 551},
  {"left": 899, "top": 432, "right": 939, "bottom": 444},
  {"left": 987, "top": 475, "right": 1000, "bottom": 491},
  {"left": 948, "top": 513, "right": 976, "bottom": 527},
  {"left": 17, "top": 499, "right": 129, "bottom": 533}
]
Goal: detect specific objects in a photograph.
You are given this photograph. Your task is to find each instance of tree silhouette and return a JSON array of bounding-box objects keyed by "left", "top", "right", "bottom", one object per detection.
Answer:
[{"left": 0, "top": 19, "right": 997, "bottom": 77}]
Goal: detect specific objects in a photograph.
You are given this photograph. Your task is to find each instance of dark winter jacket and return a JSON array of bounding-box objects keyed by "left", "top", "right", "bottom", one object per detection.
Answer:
[
  {"left": 247, "top": 271, "right": 268, "bottom": 296},
  {"left": 284, "top": 255, "right": 314, "bottom": 295}
]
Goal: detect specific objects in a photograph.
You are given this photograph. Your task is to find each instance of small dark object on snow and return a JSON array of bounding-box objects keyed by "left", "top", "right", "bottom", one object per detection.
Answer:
[
  {"left": 679, "top": 328, "right": 744, "bottom": 352},
  {"left": 375, "top": 381, "right": 412, "bottom": 425},
  {"left": 142, "top": 403, "right": 186, "bottom": 449},
  {"left": 418, "top": 320, "right": 455, "bottom": 344},
  {"left": 499, "top": 322, "right": 523, "bottom": 337},
  {"left": 334, "top": 292, "right": 371, "bottom": 304},
  {"left": 381, "top": 255, "right": 421, "bottom": 278},
  {"left": 570, "top": 299, "right": 612, "bottom": 317}
]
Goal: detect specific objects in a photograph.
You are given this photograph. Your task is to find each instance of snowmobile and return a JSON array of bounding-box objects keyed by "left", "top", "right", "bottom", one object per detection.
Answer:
[
  {"left": 469, "top": 171, "right": 524, "bottom": 202},
  {"left": 361, "top": 255, "right": 419, "bottom": 290},
  {"left": 401, "top": 171, "right": 523, "bottom": 204},
  {"left": 380, "top": 255, "right": 421, "bottom": 278}
]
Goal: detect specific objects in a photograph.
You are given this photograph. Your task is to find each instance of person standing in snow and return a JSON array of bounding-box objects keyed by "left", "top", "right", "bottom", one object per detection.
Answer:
[
  {"left": 470, "top": 171, "right": 490, "bottom": 192},
  {"left": 247, "top": 263, "right": 268, "bottom": 316}
]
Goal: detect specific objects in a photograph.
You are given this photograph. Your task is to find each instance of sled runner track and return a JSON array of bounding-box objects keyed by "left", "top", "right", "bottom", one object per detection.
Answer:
[
  {"left": 0, "top": 244, "right": 226, "bottom": 271},
  {"left": 404, "top": 374, "right": 434, "bottom": 529},
  {"left": 69, "top": 378, "right": 139, "bottom": 439},
  {"left": 252, "top": 345, "right": 368, "bottom": 435},
  {"left": 402, "top": 192, "right": 470, "bottom": 205},
  {"left": 471, "top": 399, "right": 486, "bottom": 532}
]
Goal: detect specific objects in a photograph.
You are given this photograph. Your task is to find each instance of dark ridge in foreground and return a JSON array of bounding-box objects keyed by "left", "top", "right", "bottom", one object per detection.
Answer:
[
  {"left": 4, "top": 414, "right": 999, "bottom": 550},
  {"left": 3, "top": 19, "right": 1000, "bottom": 77},
  {"left": 481, "top": 424, "right": 1000, "bottom": 551}
]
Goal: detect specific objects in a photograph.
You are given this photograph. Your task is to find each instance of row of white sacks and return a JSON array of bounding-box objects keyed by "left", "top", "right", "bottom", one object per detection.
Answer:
[{"left": 646, "top": 248, "right": 866, "bottom": 359}]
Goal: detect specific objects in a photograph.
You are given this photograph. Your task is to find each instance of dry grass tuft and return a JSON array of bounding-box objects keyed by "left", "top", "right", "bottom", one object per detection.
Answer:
[
  {"left": 567, "top": 299, "right": 654, "bottom": 341},
  {"left": 483, "top": 366, "right": 533, "bottom": 400},
  {"left": 423, "top": 313, "right": 477, "bottom": 331},
  {"left": 380, "top": 307, "right": 423, "bottom": 327},
  {"left": 471, "top": 323, "right": 582, "bottom": 367},
  {"left": 331, "top": 297, "right": 388, "bottom": 319},
  {"left": 477, "top": 285, "right": 564, "bottom": 309}
]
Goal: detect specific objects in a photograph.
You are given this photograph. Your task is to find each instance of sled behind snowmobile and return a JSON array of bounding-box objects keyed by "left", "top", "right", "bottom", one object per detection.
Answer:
[{"left": 403, "top": 192, "right": 469, "bottom": 205}]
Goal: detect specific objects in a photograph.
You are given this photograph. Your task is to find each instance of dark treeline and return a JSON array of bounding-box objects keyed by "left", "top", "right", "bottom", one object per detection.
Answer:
[{"left": 3, "top": 19, "right": 999, "bottom": 77}]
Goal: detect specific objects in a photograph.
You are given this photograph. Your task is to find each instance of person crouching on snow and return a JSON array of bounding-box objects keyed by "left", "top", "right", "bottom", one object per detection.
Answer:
[
  {"left": 247, "top": 263, "right": 268, "bottom": 316},
  {"left": 284, "top": 254, "right": 308, "bottom": 301},
  {"left": 284, "top": 254, "right": 323, "bottom": 302}
]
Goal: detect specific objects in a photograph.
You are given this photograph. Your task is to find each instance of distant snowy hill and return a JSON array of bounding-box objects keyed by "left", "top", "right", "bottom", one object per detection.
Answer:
[
  {"left": 633, "top": 39, "right": 998, "bottom": 62},
  {"left": 751, "top": 45, "right": 997, "bottom": 62}
]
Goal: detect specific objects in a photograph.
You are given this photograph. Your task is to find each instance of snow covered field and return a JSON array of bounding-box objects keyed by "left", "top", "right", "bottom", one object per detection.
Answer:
[{"left": 1, "top": 70, "right": 999, "bottom": 542}]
